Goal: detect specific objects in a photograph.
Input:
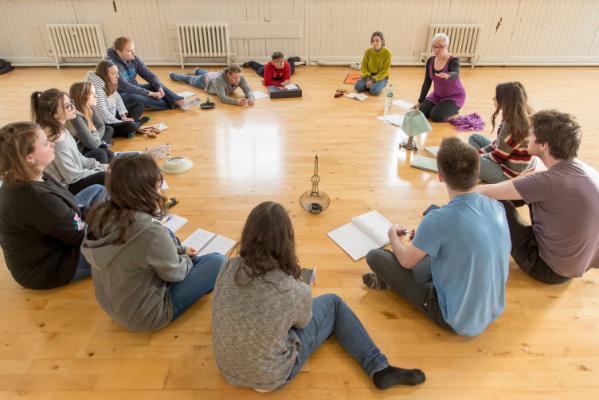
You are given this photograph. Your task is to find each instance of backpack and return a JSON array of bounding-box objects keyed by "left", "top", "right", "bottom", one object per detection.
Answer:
[{"left": 0, "top": 59, "right": 14, "bottom": 75}]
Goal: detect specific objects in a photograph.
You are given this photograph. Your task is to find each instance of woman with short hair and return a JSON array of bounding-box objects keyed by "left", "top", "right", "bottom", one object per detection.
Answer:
[{"left": 413, "top": 33, "right": 467, "bottom": 122}]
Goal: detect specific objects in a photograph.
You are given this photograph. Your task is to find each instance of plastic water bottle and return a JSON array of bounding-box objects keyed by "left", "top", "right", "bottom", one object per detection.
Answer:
[{"left": 384, "top": 84, "right": 394, "bottom": 114}]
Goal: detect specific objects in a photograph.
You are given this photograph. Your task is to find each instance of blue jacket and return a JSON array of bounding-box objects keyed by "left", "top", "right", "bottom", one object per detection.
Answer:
[{"left": 106, "top": 47, "right": 162, "bottom": 96}]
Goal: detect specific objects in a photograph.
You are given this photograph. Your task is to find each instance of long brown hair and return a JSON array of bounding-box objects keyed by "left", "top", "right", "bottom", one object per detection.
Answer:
[
  {"left": 31, "top": 88, "right": 68, "bottom": 141},
  {"left": 95, "top": 60, "right": 118, "bottom": 96},
  {"left": 0, "top": 122, "right": 41, "bottom": 185},
  {"left": 234, "top": 201, "right": 301, "bottom": 283},
  {"left": 69, "top": 81, "right": 94, "bottom": 126},
  {"left": 491, "top": 82, "right": 532, "bottom": 144},
  {"left": 86, "top": 154, "right": 166, "bottom": 244}
]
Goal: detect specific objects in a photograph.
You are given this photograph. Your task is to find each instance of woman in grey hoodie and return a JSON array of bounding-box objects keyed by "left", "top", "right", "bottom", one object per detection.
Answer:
[{"left": 82, "top": 155, "right": 226, "bottom": 332}]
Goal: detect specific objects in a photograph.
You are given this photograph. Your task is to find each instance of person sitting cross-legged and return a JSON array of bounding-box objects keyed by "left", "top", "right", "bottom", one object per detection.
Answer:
[
  {"left": 477, "top": 110, "right": 599, "bottom": 284},
  {"left": 364, "top": 137, "right": 511, "bottom": 337}
]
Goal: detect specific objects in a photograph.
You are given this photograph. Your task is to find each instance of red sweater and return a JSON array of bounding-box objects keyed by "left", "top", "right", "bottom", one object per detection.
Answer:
[{"left": 263, "top": 61, "right": 291, "bottom": 87}]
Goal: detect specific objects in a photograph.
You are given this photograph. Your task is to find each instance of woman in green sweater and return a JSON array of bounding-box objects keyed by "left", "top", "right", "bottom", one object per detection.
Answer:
[{"left": 354, "top": 31, "right": 392, "bottom": 96}]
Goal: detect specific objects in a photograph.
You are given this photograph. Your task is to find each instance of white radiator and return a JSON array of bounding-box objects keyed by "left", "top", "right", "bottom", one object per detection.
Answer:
[
  {"left": 177, "top": 23, "right": 230, "bottom": 68},
  {"left": 47, "top": 24, "right": 106, "bottom": 69},
  {"left": 421, "top": 24, "right": 482, "bottom": 67}
]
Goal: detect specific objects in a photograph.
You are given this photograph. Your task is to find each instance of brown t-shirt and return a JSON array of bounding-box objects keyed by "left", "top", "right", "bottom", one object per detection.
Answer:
[{"left": 513, "top": 160, "right": 599, "bottom": 277}]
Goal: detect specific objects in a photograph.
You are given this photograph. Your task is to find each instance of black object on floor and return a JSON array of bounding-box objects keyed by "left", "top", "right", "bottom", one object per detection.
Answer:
[
  {"left": 268, "top": 85, "right": 302, "bottom": 99},
  {"left": 0, "top": 59, "right": 14, "bottom": 75}
]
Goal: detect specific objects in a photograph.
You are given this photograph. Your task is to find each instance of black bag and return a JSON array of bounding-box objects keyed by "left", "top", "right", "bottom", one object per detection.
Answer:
[{"left": 0, "top": 59, "right": 14, "bottom": 75}]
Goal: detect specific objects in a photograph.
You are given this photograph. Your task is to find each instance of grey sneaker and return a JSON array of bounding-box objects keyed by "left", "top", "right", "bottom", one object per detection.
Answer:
[{"left": 362, "top": 272, "right": 388, "bottom": 290}]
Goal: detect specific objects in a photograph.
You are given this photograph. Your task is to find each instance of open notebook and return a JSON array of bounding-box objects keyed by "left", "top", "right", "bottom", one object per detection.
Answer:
[
  {"left": 327, "top": 210, "right": 392, "bottom": 261},
  {"left": 182, "top": 228, "right": 236, "bottom": 256}
]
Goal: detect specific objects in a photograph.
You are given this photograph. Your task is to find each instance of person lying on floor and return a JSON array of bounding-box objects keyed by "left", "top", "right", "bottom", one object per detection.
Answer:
[{"left": 170, "top": 64, "right": 255, "bottom": 107}]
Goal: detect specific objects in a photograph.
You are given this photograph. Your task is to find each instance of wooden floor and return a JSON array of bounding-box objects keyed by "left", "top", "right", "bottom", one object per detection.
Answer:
[{"left": 0, "top": 65, "right": 598, "bottom": 399}]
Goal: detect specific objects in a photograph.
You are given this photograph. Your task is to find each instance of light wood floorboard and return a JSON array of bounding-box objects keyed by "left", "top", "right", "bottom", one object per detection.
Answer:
[{"left": 0, "top": 65, "right": 598, "bottom": 399}]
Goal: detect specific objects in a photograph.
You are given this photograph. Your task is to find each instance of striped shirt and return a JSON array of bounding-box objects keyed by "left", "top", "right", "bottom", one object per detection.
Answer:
[
  {"left": 480, "top": 122, "right": 532, "bottom": 178},
  {"left": 85, "top": 71, "right": 128, "bottom": 124}
]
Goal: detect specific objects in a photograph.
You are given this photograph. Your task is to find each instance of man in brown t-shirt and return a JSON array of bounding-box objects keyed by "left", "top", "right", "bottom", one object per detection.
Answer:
[{"left": 477, "top": 110, "right": 599, "bottom": 284}]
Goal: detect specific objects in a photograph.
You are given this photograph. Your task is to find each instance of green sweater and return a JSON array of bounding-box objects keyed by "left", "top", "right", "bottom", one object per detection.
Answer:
[{"left": 361, "top": 47, "right": 392, "bottom": 81}]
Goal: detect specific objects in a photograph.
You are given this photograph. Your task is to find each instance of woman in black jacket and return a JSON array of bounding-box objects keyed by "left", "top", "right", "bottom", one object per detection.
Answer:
[{"left": 0, "top": 121, "right": 106, "bottom": 289}]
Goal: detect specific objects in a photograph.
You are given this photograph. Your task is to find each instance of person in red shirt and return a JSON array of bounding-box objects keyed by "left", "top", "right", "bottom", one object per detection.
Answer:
[{"left": 243, "top": 52, "right": 300, "bottom": 87}]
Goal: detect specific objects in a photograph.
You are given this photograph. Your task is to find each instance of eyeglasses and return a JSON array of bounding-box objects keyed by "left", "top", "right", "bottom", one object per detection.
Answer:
[
  {"left": 64, "top": 102, "right": 76, "bottom": 111},
  {"left": 432, "top": 45, "right": 447, "bottom": 49}
]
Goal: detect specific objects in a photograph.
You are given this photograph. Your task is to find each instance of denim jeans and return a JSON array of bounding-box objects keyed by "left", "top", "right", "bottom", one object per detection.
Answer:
[
  {"left": 169, "top": 253, "right": 226, "bottom": 319},
  {"left": 120, "top": 83, "right": 183, "bottom": 111},
  {"left": 354, "top": 77, "right": 388, "bottom": 96},
  {"left": 169, "top": 69, "right": 207, "bottom": 90},
  {"left": 366, "top": 249, "right": 454, "bottom": 331},
  {"left": 287, "top": 294, "right": 389, "bottom": 384},
  {"left": 70, "top": 184, "right": 107, "bottom": 282},
  {"left": 468, "top": 134, "right": 507, "bottom": 184}
]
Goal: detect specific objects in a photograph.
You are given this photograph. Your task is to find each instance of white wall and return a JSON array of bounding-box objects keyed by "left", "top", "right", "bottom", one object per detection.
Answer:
[{"left": 1, "top": 0, "right": 598, "bottom": 66}]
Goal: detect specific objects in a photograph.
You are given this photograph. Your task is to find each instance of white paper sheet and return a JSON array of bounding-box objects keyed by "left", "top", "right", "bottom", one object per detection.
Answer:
[
  {"left": 177, "top": 91, "right": 196, "bottom": 98},
  {"left": 252, "top": 91, "right": 269, "bottom": 100},
  {"left": 393, "top": 99, "right": 414, "bottom": 109},
  {"left": 345, "top": 93, "right": 368, "bottom": 101},
  {"left": 161, "top": 214, "right": 188, "bottom": 232},
  {"left": 377, "top": 114, "right": 405, "bottom": 127}
]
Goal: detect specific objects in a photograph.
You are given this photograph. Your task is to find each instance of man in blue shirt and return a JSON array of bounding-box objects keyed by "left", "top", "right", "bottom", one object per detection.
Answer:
[{"left": 364, "top": 137, "right": 511, "bottom": 336}]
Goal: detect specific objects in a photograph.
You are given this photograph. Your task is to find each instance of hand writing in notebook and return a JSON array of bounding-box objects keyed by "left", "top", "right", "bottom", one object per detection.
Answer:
[{"left": 388, "top": 225, "right": 415, "bottom": 241}]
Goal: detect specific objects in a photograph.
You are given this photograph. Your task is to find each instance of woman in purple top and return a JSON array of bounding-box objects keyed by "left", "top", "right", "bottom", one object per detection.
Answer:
[{"left": 413, "top": 33, "right": 466, "bottom": 122}]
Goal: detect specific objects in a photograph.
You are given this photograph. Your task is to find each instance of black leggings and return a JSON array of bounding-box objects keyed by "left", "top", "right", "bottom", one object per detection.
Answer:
[
  {"left": 107, "top": 121, "right": 140, "bottom": 138},
  {"left": 419, "top": 99, "right": 460, "bottom": 122},
  {"left": 501, "top": 200, "right": 570, "bottom": 284},
  {"left": 67, "top": 171, "right": 107, "bottom": 195},
  {"left": 83, "top": 148, "right": 114, "bottom": 164},
  {"left": 107, "top": 100, "right": 145, "bottom": 138}
]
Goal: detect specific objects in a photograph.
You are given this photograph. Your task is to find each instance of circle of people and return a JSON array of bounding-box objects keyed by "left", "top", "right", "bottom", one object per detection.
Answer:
[{"left": 0, "top": 31, "right": 598, "bottom": 393}]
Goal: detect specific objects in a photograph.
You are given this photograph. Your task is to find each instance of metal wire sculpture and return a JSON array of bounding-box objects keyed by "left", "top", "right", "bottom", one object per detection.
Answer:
[{"left": 299, "top": 155, "right": 330, "bottom": 214}]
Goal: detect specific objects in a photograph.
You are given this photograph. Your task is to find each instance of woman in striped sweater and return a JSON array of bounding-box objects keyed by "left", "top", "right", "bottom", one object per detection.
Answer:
[
  {"left": 469, "top": 82, "right": 532, "bottom": 183},
  {"left": 86, "top": 61, "right": 148, "bottom": 139}
]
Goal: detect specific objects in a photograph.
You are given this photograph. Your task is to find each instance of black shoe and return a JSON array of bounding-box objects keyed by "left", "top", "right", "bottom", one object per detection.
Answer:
[
  {"left": 241, "top": 61, "right": 252, "bottom": 68},
  {"left": 138, "top": 116, "right": 151, "bottom": 126},
  {"left": 288, "top": 56, "right": 301, "bottom": 63},
  {"left": 362, "top": 272, "right": 388, "bottom": 290}
]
